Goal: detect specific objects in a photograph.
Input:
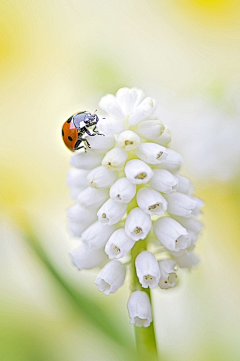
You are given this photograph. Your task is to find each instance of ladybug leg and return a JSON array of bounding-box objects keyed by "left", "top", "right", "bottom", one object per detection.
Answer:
[
  {"left": 77, "top": 135, "right": 91, "bottom": 148},
  {"left": 83, "top": 126, "right": 97, "bottom": 137},
  {"left": 92, "top": 126, "right": 105, "bottom": 136}
]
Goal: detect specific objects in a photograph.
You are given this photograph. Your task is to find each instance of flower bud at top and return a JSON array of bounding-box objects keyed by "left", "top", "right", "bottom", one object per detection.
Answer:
[
  {"left": 99, "top": 94, "right": 125, "bottom": 120},
  {"left": 95, "top": 260, "right": 126, "bottom": 295},
  {"left": 97, "top": 199, "right": 127, "bottom": 225},
  {"left": 86, "top": 135, "right": 115, "bottom": 154},
  {"left": 97, "top": 117, "right": 125, "bottom": 135},
  {"left": 158, "top": 259, "right": 177, "bottom": 289},
  {"left": 149, "top": 169, "right": 178, "bottom": 193},
  {"left": 116, "top": 87, "right": 144, "bottom": 115},
  {"left": 70, "top": 152, "right": 102, "bottom": 170},
  {"left": 70, "top": 244, "right": 108, "bottom": 270},
  {"left": 101, "top": 147, "right": 128, "bottom": 171},
  {"left": 87, "top": 166, "right": 118, "bottom": 188},
  {"left": 137, "top": 119, "right": 165, "bottom": 139},
  {"left": 78, "top": 187, "right": 109, "bottom": 209},
  {"left": 135, "top": 251, "right": 160, "bottom": 288},
  {"left": 125, "top": 207, "right": 152, "bottom": 241},
  {"left": 82, "top": 221, "right": 116, "bottom": 249},
  {"left": 109, "top": 177, "right": 136, "bottom": 203},
  {"left": 116, "top": 130, "right": 141, "bottom": 151},
  {"left": 154, "top": 217, "right": 190, "bottom": 252},
  {"left": 129, "top": 97, "right": 156, "bottom": 125},
  {"left": 164, "top": 192, "right": 203, "bottom": 218},
  {"left": 125, "top": 159, "right": 154, "bottom": 184},
  {"left": 105, "top": 228, "right": 135, "bottom": 259},
  {"left": 128, "top": 291, "right": 152, "bottom": 327},
  {"left": 136, "top": 187, "right": 168, "bottom": 216},
  {"left": 136, "top": 143, "right": 168, "bottom": 165}
]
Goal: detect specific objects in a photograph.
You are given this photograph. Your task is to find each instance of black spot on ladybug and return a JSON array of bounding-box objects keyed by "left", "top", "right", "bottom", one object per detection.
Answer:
[
  {"left": 67, "top": 117, "right": 72, "bottom": 123},
  {"left": 62, "top": 129, "right": 64, "bottom": 137},
  {"left": 68, "top": 136, "right": 73, "bottom": 141}
]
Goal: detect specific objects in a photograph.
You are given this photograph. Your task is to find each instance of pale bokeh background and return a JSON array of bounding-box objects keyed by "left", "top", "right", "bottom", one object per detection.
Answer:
[{"left": 1, "top": 1, "right": 240, "bottom": 360}]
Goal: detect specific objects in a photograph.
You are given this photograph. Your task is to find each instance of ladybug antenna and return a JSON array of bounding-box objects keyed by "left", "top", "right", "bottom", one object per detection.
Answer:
[{"left": 93, "top": 109, "right": 97, "bottom": 114}]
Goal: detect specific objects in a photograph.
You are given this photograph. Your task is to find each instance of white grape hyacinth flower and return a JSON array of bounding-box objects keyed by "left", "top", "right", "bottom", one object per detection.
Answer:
[{"left": 67, "top": 87, "right": 203, "bottom": 328}]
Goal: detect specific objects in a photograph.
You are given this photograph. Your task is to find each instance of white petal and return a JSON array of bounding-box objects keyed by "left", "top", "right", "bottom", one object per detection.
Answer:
[
  {"left": 78, "top": 187, "right": 109, "bottom": 208},
  {"left": 172, "top": 250, "right": 199, "bottom": 269},
  {"left": 70, "top": 152, "right": 102, "bottom": 170},
  {"left": 70, "top": 244, "right": 107, "bottom": 269},
  {"left": 137, "top": 119, "right": 165, "bottom": 139},
  {"left": 127, "top": 291, "right": 152, "bottom": 327},
  {"left": 164, "top": 192, "right": 203, "bottom": 218},
  {"left": 158, "top": 259, "right": 177, "bottom": 289},
  {"left": 87, "top": 166, "right": 118, "bottom": 188},
  {"left": 97, "top": 116, "right": 125, "bottom": 135},
  {"left": 153, "top": 126, "right": 171, "bottom": 146},
  {"left": 66, "top": 168, "right": 89, "bottom": 188},
  {"left": 67, "top": 203, "right": 97, "bottom": 224},
  {"left": 173, "top": 216, "right": 203, "bottom": 235},
  {"left": 116, "top": 87, "right": 145, "bottom": 115},
  {"left": 86, "top": 135, "right": 115, "bottom": 154},
  {"left": 82, "top": 221, "right": 116, "bottom": 249},
  {"left": 175, "top": 175, "right": 194, "bottom": 195},
  {"left": 129, "top": 97, "right": 156, "bottom": 125},
  {"left": 137, "top": 187, "right": 168, "bottom": 215},
  {"left": 95, "top": 260, "right": 126, "bottom": 295},
  {"left": 125, "top": 159, "right": 154, "bottom": 184},
  {"left": 97, "top": 199, "right": 127, "bottom": 225},
  {"left": 116, "top": 130, "right": 141, "bottom": 151},
  {"left": 156, "top": 149, "right": 182, "bottom": 172},
  {"left": 135, "top": 251, "right": 160, "bottom": 288},
  {"left": 125, "top": 207, "right": 152, "bottom": 241},
  {"left": 149, "top": 169, "right": 178, "bottom": 193},
  {"left": 136, "top": 143, "right": 168, "bottom": 165},
  {"left": 101, "top": 147, "right": 128, "bottom": 171},
  {"left": 99, "top": 94, "right": 125, "bottom": 120},
  {"left": 105, "top": 228, "right": 135, "bottom": 259},
  {"left": 69, "top": 186, "right": 86, "bottom": 200},
  {"left": 154, "top": 217, "right": 190, "bottom": 252},
  {"left": 109, "top": 177, "right": 136, "bottom": 203}
]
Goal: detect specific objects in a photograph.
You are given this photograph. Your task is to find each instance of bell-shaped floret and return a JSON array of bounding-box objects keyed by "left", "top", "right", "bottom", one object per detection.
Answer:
[
  {"left": 78, "top": 187, "right": 109, "bottom": 209},
  {"left": 156, "top": 149, "right": 182, "bottom": 172},
  {"left": 137, "top": 187, "right": 167, "bottom": 216},
  {"left": 87, "top": 166, "right": 117, "bottom": 188},
  {"left": 101, "top": 147, "right": 128, "bottom": 171},
  {"left": 149, "top": 169, "right": 178, "bottom": 194},
  {"left": 109, "top": 177, "right": 136, "bottom": 203},
  {"left": 125, "top": 159, "right": 154, "bottom": 184},
  {"left": 116, "top": 130, "right": 141, "bottom": 151},
  {"left": 82, "top": 221, "right": 116, "bottom": 249},
  {"left": 136, "top": 143, "right": 168, "bottom": 165},
  {"left": 127, "top": 291, "right": 152, "bottom": 327},
  {"left": 97, "top": 199, "right": 127, "bottom": 225},
  {"left": 164, "top": 192, "right": 203, "bottom": 218},
  {"left": 154, "top": 217, "right": 190, "bottom": 252},
  {"left": 70, "top": 244, "right": 107, "bottom": 270},
  {"left": 128, "top": 97, "right": 156, "bottom": 125},
  {"left": 125, "top": 207, "right": 152, "bottom": 241},
  {"left": 137, "top": 119, "right": 165, "bottom": 140},
  {"left": 158, "top": 259, "right": 177, "bottom": 289},
  {"left": 105, "top": 228, "right": 135, "bottom": 259},
  {"left": 135, "top": 251, "right": 160, "bottom": 288},
  {"left": 95, "top": 260, "right": 126, "bottom": 295},
  {"left": 70, "top": 152, "right": 102, "bottom": 170}
]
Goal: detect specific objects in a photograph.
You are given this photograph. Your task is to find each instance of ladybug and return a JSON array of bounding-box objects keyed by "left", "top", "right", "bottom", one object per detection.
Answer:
[{"left": 62, "top": 111, "right": 101, "bottom": 151}]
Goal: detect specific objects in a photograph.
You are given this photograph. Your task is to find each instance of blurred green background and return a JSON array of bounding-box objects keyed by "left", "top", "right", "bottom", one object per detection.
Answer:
[{"left": 1, "top": 0, "right": 240, "bottom": 360}]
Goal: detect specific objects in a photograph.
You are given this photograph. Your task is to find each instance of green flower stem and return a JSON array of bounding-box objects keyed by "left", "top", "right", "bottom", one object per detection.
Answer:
[{"left": 131, "top": 240, "right": 159, "bottom": 361}]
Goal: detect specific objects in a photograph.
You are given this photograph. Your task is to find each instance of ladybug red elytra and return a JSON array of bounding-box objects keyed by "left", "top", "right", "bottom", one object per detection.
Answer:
[{"left": 62, "top": 111, "right": 101, "bottom": 152}]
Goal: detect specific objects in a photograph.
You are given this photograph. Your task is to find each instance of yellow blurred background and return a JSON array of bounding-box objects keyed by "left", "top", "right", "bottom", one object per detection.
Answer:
[{"left": 1, "top": 1, "right": 240, "bottom": 360}]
